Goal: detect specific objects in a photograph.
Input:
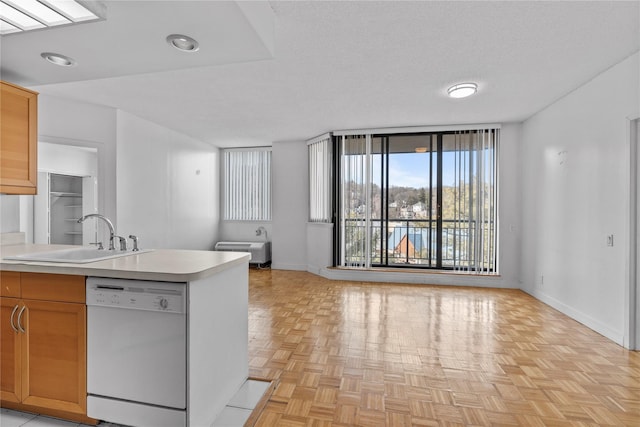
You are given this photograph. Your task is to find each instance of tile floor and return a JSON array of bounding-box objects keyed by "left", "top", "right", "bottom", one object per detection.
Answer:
[
  {"left": 0, "top": 379, "right": 271, "bottom": 427},
  {"left": 213, "top": 379, "right": 271, "bottom": 426}
]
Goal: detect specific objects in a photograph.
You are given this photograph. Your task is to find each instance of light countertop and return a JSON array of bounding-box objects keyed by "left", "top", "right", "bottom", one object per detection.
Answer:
[{"left": 0, "top": 244, "right": 250, "bottom": 282}]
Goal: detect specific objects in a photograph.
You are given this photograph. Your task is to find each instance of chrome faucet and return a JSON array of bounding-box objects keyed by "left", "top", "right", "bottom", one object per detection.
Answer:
[
  {"left": 117, "top": 236, "right": 127, "bottom": 251},
  {"left": 78, "top": 214, "right": 117, "bottom": 251},
  {"left": 129, "top": 235, "right": 139, "bottom": 251}
]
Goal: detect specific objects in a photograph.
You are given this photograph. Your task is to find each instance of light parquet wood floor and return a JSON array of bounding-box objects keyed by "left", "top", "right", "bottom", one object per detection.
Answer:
[{"left": 247, "top": 270, "right": 640, "bottom": 426}]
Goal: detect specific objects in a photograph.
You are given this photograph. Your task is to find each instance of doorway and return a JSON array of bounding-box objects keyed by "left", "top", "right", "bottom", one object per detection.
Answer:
[{"left": 33, "top": 143, "right": 98, "bottom": 245}]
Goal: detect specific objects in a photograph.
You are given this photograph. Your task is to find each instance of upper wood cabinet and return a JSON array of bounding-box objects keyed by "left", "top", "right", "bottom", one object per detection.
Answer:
[{"left": 0, "top": 81, "right": 38, "bottom": 195}]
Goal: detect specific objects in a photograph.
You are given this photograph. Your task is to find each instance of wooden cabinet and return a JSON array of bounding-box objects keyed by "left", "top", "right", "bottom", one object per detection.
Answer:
[
  {"left": 0, "top": 272, "right": 95, "bottom": 424},
  {"left": 1, "top": 296, "right": 21, "bottom": 403},
  {"left": 0, "top": 81, "right": 38, "bottom": 195}
]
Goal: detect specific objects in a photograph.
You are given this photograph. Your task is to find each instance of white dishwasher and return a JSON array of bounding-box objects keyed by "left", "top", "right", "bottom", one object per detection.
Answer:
[{"left": 86, "top": 277, "right": 187, "bottom": 427}]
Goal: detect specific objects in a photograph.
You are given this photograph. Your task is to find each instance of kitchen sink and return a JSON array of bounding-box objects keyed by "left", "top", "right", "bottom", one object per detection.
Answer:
[{"left": 3, "top": 247, "right": 152, "bottom": 264}]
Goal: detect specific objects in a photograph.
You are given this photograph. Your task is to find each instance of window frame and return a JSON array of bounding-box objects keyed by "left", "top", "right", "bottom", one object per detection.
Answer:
[{"left": 333, "top": 124, "right": 500, "bottom": 274}]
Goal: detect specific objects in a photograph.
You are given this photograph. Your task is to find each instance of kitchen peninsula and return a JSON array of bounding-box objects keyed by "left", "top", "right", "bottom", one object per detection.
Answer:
[{"left": 0, "top": 243, "right": 250, "bottom": 427}]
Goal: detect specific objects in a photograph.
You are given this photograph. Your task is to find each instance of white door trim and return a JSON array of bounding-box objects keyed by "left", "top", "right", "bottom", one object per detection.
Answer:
[{"left": 627, "top": 116, "right": 640, "bottom": 349}]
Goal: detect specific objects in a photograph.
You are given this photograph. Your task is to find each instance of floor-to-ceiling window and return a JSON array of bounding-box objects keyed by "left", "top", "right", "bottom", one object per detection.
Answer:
[{"left": 336, "top": 127, "right": 499, "bottom": 273}]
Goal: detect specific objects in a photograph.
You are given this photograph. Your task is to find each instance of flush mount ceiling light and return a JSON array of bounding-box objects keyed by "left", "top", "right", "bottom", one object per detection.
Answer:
[
  {"left": 166, "top": 34, "right": 199, "bottom": 52},
  {"left": 0, "top": 0, "right": 102, "bottom": 35},
  {"left": 447, "top": 82, "right": 478, "bottom": 99},
  {"left": 41, "top": 52, "right": 76, "bottom": 67},
  {"left": 414, "top": 147, "right": 428, "bottom": 153}
]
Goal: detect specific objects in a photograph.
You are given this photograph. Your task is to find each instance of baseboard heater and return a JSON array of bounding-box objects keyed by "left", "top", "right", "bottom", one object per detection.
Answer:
[{"left": 214, "top": 241, "right": 271, "bottom": 266}]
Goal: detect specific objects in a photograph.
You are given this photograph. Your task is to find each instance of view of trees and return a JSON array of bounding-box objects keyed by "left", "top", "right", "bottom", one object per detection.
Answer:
[
  {"left": 345, "top": 182, "right": 494, "bottom": 221},
  {"left": 342, "top": 181, "right": 496, "bottom": 268}
]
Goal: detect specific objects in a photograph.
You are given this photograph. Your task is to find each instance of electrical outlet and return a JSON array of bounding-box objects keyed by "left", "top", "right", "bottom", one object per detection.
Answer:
[
  {"left": 607, "top": 235, "right": 614, "bottom": 247},
  {"left": 539, "top": 275, "right": 544, "bottom": 287}
]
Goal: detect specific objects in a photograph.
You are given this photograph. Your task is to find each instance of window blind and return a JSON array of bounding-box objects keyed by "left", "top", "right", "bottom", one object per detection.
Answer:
[
  {"left": 450, "top": 128, "right": 499, "bottom": 273},
  {"left": 223, "top": 148, "right": 272, "bottom": 221},
  {"left": 335, "top": 126, "right": 499, "bottom": 274},
  {"left": 308, "top": 134, "right": 332, "bottom": 222},
  {"left": 339, "top": 134, "right": 372, "bottom": 267}
]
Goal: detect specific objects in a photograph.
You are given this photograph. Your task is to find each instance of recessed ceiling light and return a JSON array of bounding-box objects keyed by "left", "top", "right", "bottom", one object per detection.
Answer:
[
  {"left": 166, "top": 34, "right": 199, "bottom": 52},
  {"left": 41, "top": 52, "right": 76, "bottom": 67},
  {"left": 447, "top": 83, "right": 478, "bottom": 99}
]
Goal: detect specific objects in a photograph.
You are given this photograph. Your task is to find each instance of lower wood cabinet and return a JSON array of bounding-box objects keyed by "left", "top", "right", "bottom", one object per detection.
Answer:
[
  {"left": 0, "top": 295, "right": 21, "bottom": 403},
  {"left": 0, "top": 271, "right": 96, "bottom": 424}
]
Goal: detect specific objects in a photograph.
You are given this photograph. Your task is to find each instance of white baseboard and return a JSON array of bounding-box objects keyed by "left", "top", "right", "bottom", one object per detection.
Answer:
[
  {"left": 523, "top": 288, "right": 624, "bottom": 346},
  {"left": 271, "top": 262, "right": 307, "bottom": 271},
  {"left": 317, "top": 267, "right": 513, "bottom": 288}
]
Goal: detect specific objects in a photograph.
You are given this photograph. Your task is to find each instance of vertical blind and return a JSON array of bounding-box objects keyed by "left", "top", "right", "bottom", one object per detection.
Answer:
[
  {"left": 450, "top": 129, "right": 499, "bottom": 273},
  {"left": 308, "top": 134, "right": 332, "bottom": 222},
  {"left": 223, "top": 148, "right": 272, "bottom": 221},
  {"left": 340, "top": 134, "right": 372, "bottom": 267}
]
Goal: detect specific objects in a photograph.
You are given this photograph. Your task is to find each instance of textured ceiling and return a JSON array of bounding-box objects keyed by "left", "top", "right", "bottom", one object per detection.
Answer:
[{"left": 3, "top": 1, "right": 639, "bottom": 148}]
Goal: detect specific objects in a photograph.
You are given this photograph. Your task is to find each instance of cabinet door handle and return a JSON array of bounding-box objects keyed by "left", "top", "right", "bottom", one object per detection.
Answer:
[
  {"left": 16, "top": 305, "right": 26, "bottom": 333},
  {"left": 10, "top": 305, "right": 19, "bottom": 332}
]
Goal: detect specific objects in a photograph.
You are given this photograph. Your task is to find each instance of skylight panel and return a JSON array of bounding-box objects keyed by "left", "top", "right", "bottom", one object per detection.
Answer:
[
  {"left": 0, "top": 19, "right": 20, "bottom": 35},
  {"left": 41, "top": 0, "right": 98, "bottom": 22},
  {"left": 0, "top": 0, "right": 99, "bottom": 34},
  {"left": 0, "top": 2, "right": 45, "bottom": 31},
  {"left": 4, "top": 0, "right": 69, "bottom": 26}
]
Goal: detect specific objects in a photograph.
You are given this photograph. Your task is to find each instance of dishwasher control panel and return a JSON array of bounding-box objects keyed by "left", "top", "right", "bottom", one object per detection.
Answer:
[{"left": 86, "top": 277, "right": 186, "bottom": 313}]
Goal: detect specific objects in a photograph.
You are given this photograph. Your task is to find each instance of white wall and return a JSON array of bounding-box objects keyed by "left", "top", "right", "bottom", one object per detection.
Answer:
[
  {"left": 2, "top": 94, "right": 220, "bottom": 251},
  {"left": 0, "top": 94, "right": 117, "bottom": 240},
  {"left": 38, "top": 95, "right": 117, "bottom": 225},
  {"left": 0, "top": 196, "right": 20, "bottom": 232},
  {"left": 521, "top": 52, "right": 640, "bottom": 345},
  {"left": 218, "top": 221, "right": 272, "bottom": 243},
  {"left": 116, "top": 110, "right": 219, "bottom": 250},
  {"left": 272, "top": 141, "right": 308, "bottom": 270},
  {"left": 38, "top": 142, "right": 98, "bottom": 177},
  {"left": 307, "top": 222, "right": 333, "bottom": 275},
  {"left": 216, "top": 140, "right": 310, "bottom": 270}
]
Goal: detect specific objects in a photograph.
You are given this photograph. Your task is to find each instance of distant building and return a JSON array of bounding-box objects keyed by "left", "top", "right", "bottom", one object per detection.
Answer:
[
  {"left": 412, "top": 202, "right": 426, "bottom": 213},
  {"left": 387, "top": 227, "right": 430, "bottom": 260}
]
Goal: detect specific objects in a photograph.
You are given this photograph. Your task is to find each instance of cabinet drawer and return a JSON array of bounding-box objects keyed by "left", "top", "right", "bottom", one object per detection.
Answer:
[
  {"left": 21, "top": 273, "right": 85, "bottom": 303},
  {"left": 0, "top": 271, "right": 21, "bottom": 297}
]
